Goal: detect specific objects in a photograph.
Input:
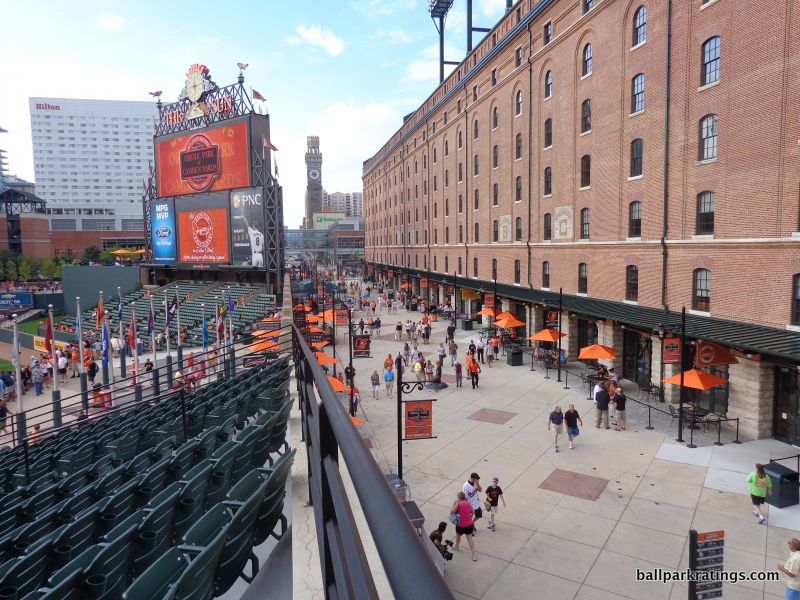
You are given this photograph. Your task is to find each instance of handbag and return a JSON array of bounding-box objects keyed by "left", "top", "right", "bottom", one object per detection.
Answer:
[
  {"left": 448, "top": 512, "right": 460, "bottom": 525},
  {"left": 484, "top": 499, "right": 492, "bottom": 512}
]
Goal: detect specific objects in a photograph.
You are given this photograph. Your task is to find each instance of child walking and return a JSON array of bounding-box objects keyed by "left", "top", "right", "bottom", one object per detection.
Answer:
[
  {"left": 747, "top": 463, "right": 772, "bottom": 524},
  {"left": 484, "top": 476, "right": 506, "bottom": 530}
]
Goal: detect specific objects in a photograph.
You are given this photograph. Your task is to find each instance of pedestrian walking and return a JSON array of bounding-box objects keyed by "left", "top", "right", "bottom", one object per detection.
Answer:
[
  {"left": 485, "top": 341, "right": 494, "bottom": 367},
  {"left": 383, "top": 353, "right": 394, "bottom": 372},
  {"left": 548, "top": 405, "right": 564, "bottom": 452},
  {"left": 564, "top": 404, "right": 583, "bottom": 449},
  {"left": 777, "top": 538, "right": 800, "bottom": 599},
  {"left": 747, "top": 463, "right": 772, "bottom": 524},
  {"left": 32, "top": 362, "right": 45, "bottom": 396},
  {"left": 370, "top": 370, "right": 380, "bottom": 399},
  {"left": 595, "top": 382, "right": 611, "bottom": 429},
  {"left": 468, "top": 359, "right": 480, "bottom": 389},
  {"left": 454, "top": 361, "right": 463, "bottom": 387},
  {"left": 395, "top": 322, "right": 402, "bottom": 341},
  {"left": 463, "top": 473, "right": 483, "bottom": 529},
  {"left": 450, "top": 491, "right": 478, "bottom": 561},
  {"left": 384, "top": 367, "right": 395, "bottom": 398},
  {"left": 449, "top": 341, "right": 458, "bottom": 366},
  {"left": 446, "top": 324, "right": 455, "bottom": 344},
  {"left": 468, "top": 340, "right": 476, "bottom": 357},
  {"left": 612, "top": 388, "right": 627, "bottom": 431},
  {"left": 484, "top": 476, "right": 506, "bottom": 530},
  {"left": 477, "top": 339, "right": 485, "bottom": 363},
  {"left": 414, "top": 358, "right": 425, "bottom": 381},
  {"left": 437, "top": 343, "right": 447, "bottom": 364}
]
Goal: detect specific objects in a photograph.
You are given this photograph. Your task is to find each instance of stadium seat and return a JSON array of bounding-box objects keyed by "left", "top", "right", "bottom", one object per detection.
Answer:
[
  {"left": 204, "top": 441, "right": 237, "bottom": 508},
  {"left": 174, "top": 460, "right": 213, "bottom": 538},
  {"left": 229, "top": 426, "right": 259, "bottom": 486}
]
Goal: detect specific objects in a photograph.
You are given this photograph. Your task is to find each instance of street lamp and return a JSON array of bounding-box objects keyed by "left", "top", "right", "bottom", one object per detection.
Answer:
[
  {"left": 656, "top": 306, "right": 689, "bottom": 445},
  {"left": 395, "top": 354, "right": 425, "bottom": 480}
]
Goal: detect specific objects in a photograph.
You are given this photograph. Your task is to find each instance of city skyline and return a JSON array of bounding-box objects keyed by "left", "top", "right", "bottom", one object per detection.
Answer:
[{"left": 0, "top": 0, "right": 511, "bottom": 228}]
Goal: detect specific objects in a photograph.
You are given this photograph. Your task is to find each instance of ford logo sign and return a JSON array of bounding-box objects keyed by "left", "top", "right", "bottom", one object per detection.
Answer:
[{"left": 155, "top": 227, "right": 172, "bottom": 238}]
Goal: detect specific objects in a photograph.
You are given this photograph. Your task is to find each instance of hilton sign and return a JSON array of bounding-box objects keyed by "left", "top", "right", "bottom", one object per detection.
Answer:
[{"left": 35, "top": 103, "right": 61, "bottom": 111}]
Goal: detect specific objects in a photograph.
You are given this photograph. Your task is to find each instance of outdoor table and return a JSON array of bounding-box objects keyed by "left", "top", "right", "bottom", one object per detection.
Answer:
[{"left": 679, "top": 405, "right": 709, "bottom": 429}]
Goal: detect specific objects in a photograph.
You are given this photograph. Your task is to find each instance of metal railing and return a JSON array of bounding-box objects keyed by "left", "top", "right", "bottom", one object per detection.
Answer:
[
  {"left": 523, "top": 351, "right": 741, "bottom": 446},
  {"left": 3, "top": 323, "right": 294, "bottom": 450},
  {"left": 293, "top": 325, "right": 452, "bottom": 600}
]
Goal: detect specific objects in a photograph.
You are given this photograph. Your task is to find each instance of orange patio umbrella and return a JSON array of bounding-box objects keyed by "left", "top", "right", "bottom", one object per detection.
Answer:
[
  {"left": 327, "top": 375, "right": 351, "bottom": 393},
  {"left": 495, "top": 310, "right": 518, "bottom": 320},
  {"left": 311, "top": 341, "right": 330, "bottom": 350},
  {"left": 306, "top": 325, "right": 325, "bottom": 334},
  {"left": 132, "top": 248, "right": 146, "bottom": 254},
  {"left": 314, "top": 352, "right": 339, "bottom": 366},
  {"left": 578, "top": 344, "right": 617, "bottom": 360},
  {"left": 350, "top": 415, "right": 364, "bottom": 426},
  {"left": 495, "top": 316, "right": 526, "bottom": 328},
  {"left": 305, "top": 314, "right": 322, "bottom": 323},
  {"left": 476, "top": 308, "right": 495, "bottom": 317},
  {"left": 318, "top": 309, "right": 335, "bottom": 321},
  {"left": 400, "top": 282, "right": 413, "bottom": 289},
  {"left": 663, "top": 368, "right": 727, "bottom": 390},
  {"left": 529, "top": 328, "right": 566, "bottom": 343},
  {"left": 251, "top": 330, "right": 276, "bottom": 338},
  {"left": 249, "top": 339, "right": 279, "bottom": 352},
  {"left": 110, "top": 248, "right": 134, "bottom": 255}
]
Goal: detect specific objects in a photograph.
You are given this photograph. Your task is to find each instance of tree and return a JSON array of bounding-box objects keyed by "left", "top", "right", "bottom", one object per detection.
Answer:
[
  {"left": 40, "top": 259, "right": 57, "bottom": 280},
  {"left": 16, "top": 258, "right": 32, "bottom": 282},
  {"left": 83, "top": 245, "right": 101, "bottom": 261}
]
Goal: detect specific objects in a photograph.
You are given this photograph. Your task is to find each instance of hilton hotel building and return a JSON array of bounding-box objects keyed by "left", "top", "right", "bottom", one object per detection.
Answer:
[
  {"left": 29, "top": 97, "right": 158, "bottom": 249},
  {"left": 363, "top": 0, "right": 800, "bottom": 441}
]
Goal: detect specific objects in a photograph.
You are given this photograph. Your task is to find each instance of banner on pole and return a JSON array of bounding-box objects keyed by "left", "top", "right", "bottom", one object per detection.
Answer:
[
  {"left": 484, "top": 293, "right": 495, "bottom": 310},
  {"left": 353, "top": 334, "right": 371, "bottom": 358},
  {"left": 334, "top": 309, "right": 349, "bottom": 327},
  {"left": 694, "top": 341, "right": 738, "bottom": 367},
  {"left": 420, "top": 278, "right": 429, "bottom": 288},
  {"left": 404, "top": 400, "right": 433, "bottom": 440},
  {"left": 662, "top": 335, "right": 682, "bottom": 364}
]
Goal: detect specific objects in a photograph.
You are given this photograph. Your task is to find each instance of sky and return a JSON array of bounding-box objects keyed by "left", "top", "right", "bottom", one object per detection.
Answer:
[{"left": 0, "top": 0, "right": 510, "bottom": 228}]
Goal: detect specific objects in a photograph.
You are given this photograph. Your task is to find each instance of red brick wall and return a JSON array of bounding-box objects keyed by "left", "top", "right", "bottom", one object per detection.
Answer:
[{"left": 364, "top": 0, "right": 800, "bottom": 330}]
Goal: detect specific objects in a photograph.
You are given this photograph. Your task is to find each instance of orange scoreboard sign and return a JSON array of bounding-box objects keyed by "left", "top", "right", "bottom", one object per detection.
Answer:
[
  {"left": 178, "top": 208, "right": 230, "bottom": 263},
  {"left": 404, "top": 400, "right": 433, "bottom": 440},
  {"left": 155, "top": 121, "right": 250, "bottom": 197}
]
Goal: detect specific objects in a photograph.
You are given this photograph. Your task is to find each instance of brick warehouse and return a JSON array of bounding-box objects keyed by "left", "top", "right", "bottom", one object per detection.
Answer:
[{"left": 362, "top": 0, "right": 800, "bottom": 441}]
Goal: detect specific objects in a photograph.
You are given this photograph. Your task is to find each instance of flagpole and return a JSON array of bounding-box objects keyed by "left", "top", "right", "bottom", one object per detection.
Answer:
[
  {"left": 165, "top": 293, "right": 171, "bottom": 360},
  {"left": 76, "top": 296, "right": 84, "bottom": 374},
  {"left": 201, "top": 303, "right": 207, "bottom": 353},
  {"left": 49, "top": 304, "right": 58, "bottom": 393},
  {"left": 12, "top": 314, "right": 21, "bottom": 417},
  {"left": 176, "top": 285, "right": 183, "bottom": 371},
  {"left": 132, "top": 302, "right": 139, "bottom": 384},
  {"left": 150, "top": 293, "right": 156, "bottom": 368}
]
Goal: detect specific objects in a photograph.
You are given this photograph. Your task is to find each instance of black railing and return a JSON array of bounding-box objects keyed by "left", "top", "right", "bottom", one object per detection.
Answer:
[
  {"left": 293, "top": 325, "right": 452, "bottom": 600},
  {"left": 527, "top": 353, "right": 741, "bottom": 446},
  {"left": 5, "top": 323, "right": 294, "bottom": 449}
]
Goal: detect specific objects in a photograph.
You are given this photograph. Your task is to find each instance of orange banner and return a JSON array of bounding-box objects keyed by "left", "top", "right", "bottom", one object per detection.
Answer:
[
  {"left": 662, "top": 335, "right": 682, "bottom": 364},
  {"left": 334, "top": 309, "right": 349, "bottom": 327},
  {"left": 404, "top": 400, "right": 433, "bottom": 440},
  {"left": 155, "top": 121, "right": 250, "bottom": 197},
  {"left": 178, "top": 208, "right": 230, "bottom": 263},
  {"left": 695, "top": 341, "right": 738, "bottom": 367}
]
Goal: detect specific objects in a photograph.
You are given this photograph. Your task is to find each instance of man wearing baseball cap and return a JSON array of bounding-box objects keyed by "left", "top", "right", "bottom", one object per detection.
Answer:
[
  {"left": 484, "top": 476, "right": 506, "bottom": 530},
  {"left": 463, "top": 472, "right": 483, "bottom": 527}
]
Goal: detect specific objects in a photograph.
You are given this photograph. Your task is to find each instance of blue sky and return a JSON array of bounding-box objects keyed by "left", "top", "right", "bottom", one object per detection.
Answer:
[{"left": 0, "top": 0, "right": 509, "bottom": 227}]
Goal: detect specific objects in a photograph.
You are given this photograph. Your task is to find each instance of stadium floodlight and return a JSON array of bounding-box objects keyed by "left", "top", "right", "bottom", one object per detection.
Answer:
[{"left": 428, "top": 0, "right": 457, "bottom": 83}]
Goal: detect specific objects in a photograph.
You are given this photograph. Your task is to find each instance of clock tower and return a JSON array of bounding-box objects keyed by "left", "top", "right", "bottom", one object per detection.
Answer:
[{"left": 305, "top": 136, "right": 323, "bottom": 228}]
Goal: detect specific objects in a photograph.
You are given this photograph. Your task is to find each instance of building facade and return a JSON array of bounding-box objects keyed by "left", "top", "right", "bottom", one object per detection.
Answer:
[
  {"left": 29, "top": 97, "right": 157, "bottom": 234},
  {"left": 305, "top": 136, "right": 324, "bottom": 227},
  {"left": 323, "top": 191, "right": 364, "bottom": 218},
  {"left": 363, "top": 0, "right": 800, "bottom": 441}
]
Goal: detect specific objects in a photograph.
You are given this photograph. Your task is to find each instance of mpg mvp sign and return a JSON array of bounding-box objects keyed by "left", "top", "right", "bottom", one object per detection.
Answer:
[{"left": 151, "top": 198, "right": 177, "bottom": 264}]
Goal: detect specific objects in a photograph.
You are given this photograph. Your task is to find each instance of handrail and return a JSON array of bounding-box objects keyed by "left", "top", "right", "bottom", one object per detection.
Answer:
[
  {"left": 293, "top": 324, "right": 452, "bottom": 600},
  {"left": 4, "top": 323, "right": 294, "bottom": 446}
]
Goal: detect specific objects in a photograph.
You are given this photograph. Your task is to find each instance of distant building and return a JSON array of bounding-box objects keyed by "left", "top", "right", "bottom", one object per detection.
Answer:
[
  {"left": 323, "top": 191, "right": 364, "bottom": 218},
  {"left": 304, "top": 136, "right": 323, "bottom": 227},
  {"left": 29, "top": 97, "right": 158, "bottom": 237}
]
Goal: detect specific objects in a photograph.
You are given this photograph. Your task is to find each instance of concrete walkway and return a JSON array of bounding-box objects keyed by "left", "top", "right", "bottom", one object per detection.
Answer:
[{"left": 337, "top": 294, "right": 798, "bottom": 600}]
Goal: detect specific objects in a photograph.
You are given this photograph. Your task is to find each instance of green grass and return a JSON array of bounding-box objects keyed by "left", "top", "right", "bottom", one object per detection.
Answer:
[
  {"left": 18, "top": 316, "right": 67, "bottom": 337},
  {"left": 0, "top": 359, "right": 12, "bottom": 372}
]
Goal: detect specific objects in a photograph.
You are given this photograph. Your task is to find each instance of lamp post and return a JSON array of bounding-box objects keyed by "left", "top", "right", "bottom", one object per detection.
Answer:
[
  {"left": 395, "top": 354, "right": 424, "bottom": 480},
  {"left": 656, "top": 307, "right": 688, "bottom": 443},
  {"left": 557, "top": 287, "right": 563, "bottom": 383},
  {"left": 347, "top": 305, "right": 355, "bottom": 417},
  {"left": 452, "top": 270, "right": 458, "bottom": 324}
]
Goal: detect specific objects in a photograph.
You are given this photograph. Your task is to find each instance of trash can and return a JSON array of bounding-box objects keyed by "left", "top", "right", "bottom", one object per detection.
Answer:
[
  {"left": 764, "top": 462, "right": 799, "bottom": 508},
  {"left": 410, "top": 302, "right": 418, "bottom": 311},
  {"left": 461, "top": 318, "right": 473, "bottom": 331},
  {"left": 385, "top": 474, "right": 411, "bottom": 502},
  {"left": 507, "top": 349, "right": 523, "bottom": 366}
]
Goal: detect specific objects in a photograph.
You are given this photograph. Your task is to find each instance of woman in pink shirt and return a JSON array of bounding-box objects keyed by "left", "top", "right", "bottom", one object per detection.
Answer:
[{"left": 450, "top": 491, "right": 477, "bottom": 561}]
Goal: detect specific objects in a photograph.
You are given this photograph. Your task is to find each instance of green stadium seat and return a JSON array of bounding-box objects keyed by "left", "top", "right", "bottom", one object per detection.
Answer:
[
  {"left": 137, "top": 456, "right": 171, "bottom": 502},
  {"left": 96, "top": 475, "right": 143, "bottom": 534},
  {"left": 133, "top": 483, "right": 180, "bottom": 577},
  {"left": 229, "top": 426, "right": 259, "bottom": 486},
  {"left": 253, "top": 449, "right": 295, "bottom": 546},
  {"left": 57, "top": 442, "right": 96, "bottom": 476},
  {"left": 265, "top": 398, "right": 294, "bottom": 466},
  {"left": 174, "top": 460, "right": 212, "bottom": 539},
  {"left": 168, "top": 439, "right": 198, "bottom": 484},
  {"left": 205, "top": 441, "right": 237, "bottom": 508},
  {"left": 106, "top": 429, "right": 140, "bottom": 466}
]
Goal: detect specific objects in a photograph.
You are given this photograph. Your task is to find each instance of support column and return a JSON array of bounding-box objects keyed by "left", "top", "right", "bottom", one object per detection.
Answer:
[
  {"left": 565, "top": 315, "right": 579, "bottom": 359},
  {"left": 727, "top": 357, "right": 774, "bottom": 440}
]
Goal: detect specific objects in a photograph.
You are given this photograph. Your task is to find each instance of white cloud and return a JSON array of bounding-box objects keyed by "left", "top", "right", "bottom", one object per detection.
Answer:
[
  {"left": 403, "top": 43, "right": 459, "bottom": 83},
  {"left": 370, "top": 29, "right": 411, "bottom": 45},
  {"left": 286, "top": 25, "right": 345, "bottom": 57},
  {"left": 94, "top": 13, "right": 126, "bottom": 31},
  {"left": 349, "top": 0, "right": 418, "bottom": 16},
  {"left": 479, "top": 0, "right": 509, "bottom": 17}
]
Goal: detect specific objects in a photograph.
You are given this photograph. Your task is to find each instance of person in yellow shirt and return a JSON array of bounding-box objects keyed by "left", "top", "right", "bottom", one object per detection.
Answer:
[
  {"left": 777, "top": 538, "right": 800, "bottom": 599},
  {"left": 746, "top": 463, "right": 772, "bottom": 524}
]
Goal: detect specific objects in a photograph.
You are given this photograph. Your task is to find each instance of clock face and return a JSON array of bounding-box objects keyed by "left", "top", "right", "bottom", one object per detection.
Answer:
[
  {"left": 309, "top": 169, "right": 320, "bottom": 180},
  {"left": 186, "top": 72, "right": 205, "bottom": 102}
]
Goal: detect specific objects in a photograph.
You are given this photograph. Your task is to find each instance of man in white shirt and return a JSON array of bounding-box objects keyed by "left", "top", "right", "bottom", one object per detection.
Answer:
[{"left": 463, "top": 472, "right": 483, "bottom": 526}]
